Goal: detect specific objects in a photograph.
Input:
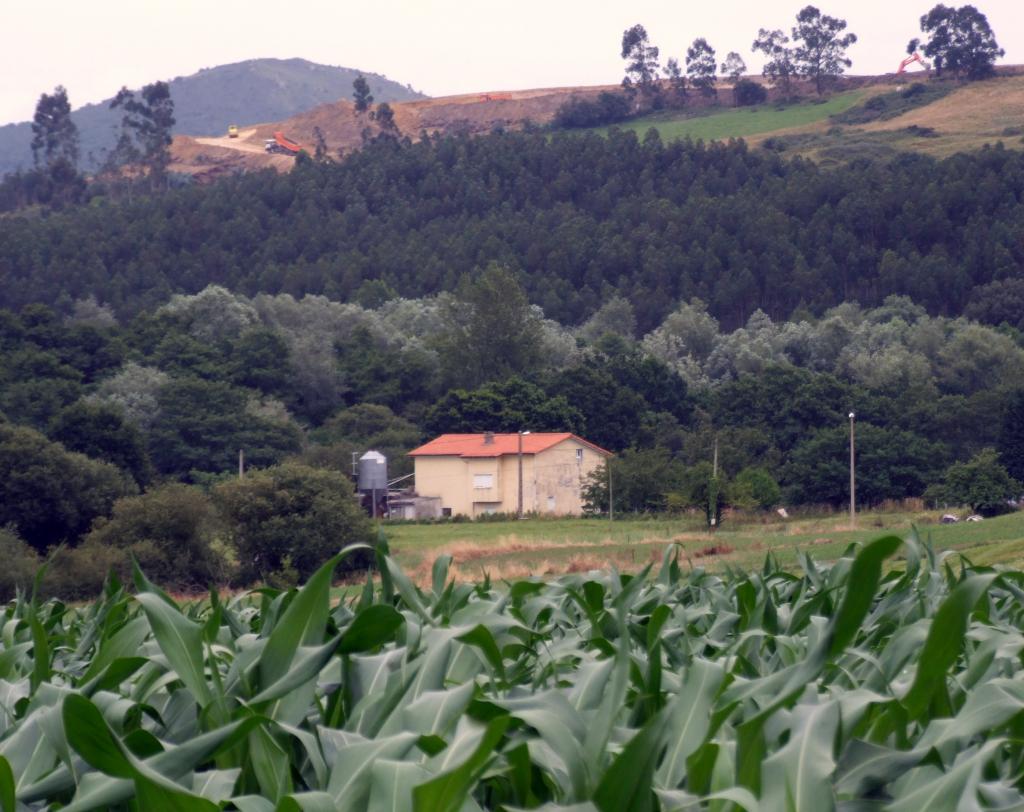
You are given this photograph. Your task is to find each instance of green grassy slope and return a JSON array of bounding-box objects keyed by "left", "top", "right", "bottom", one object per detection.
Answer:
[{"left": 589, "top": 91, "right": 866, "bottom": 142}]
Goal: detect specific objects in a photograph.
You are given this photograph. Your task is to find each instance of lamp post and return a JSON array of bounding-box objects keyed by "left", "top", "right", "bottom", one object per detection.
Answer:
[
  {"left": 849, "top": 411, "right": 856, "bottom": 527},
  {"left": 518, "top": 430, "right": 530, "bottom": 519}
]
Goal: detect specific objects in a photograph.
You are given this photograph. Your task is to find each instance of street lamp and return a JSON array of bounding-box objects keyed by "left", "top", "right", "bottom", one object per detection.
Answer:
[
  {"left": 849, "top": 412, "right": 856, "bottom": 527},
  {"left": 518, "top": 430, "right": 530, "bottom": 519}
]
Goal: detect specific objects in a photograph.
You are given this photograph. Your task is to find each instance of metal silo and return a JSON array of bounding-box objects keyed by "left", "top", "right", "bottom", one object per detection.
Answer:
[{"left": 358, "top": 451, "right": 388, "bottom": 517}]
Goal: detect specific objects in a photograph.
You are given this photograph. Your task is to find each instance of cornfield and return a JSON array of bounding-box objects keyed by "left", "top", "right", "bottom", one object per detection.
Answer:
[{"left": 2, "top": 534, "right": 1024, "bottom": 811}]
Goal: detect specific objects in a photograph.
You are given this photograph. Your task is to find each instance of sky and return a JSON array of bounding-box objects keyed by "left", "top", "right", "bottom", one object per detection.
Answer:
[{"left": 2, "top": 0, "right": 1022, "bottom": 125}]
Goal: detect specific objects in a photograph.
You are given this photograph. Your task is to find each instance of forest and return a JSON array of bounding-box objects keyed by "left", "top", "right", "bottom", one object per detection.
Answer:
[
  {"left": 2, "top": 119, "right": 1024, "bottom": 596},
  {"left": 1, "top": 130, "right": 1023, "bottom": 332}
]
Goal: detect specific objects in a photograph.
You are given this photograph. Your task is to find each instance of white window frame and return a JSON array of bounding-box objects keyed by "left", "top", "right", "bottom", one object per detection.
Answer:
[
  {"left": 575, "top": 448, "right": 584, "bottom": 462},
  {"left": 473, "top": 473, "right": 494, "bottom": 489}
]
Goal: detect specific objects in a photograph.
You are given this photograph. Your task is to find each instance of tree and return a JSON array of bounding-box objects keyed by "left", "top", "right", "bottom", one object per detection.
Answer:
[
  {"left": 784, "top": 423, "right": 945, "bottom": 506},
  {"left": 663, "top": 58, "right": 687, "bottom": 105},
  {"left": 998, "top": 389, "right": 1024, "bottom": 482},
  {"left": 940, "top": 448, "right": 1020, "bottom": 514},
  {"left": 675, "top": 461, "right": 727, "bottom": 527},
  {"left": 791, "top": 5, "right": 858, "bottom": 94},
  {"left": 214, "top": 463, "right": 375, "bottom": 585},
  {"left": 148, "top": 376, "right": 302, "bottom": 479},
  {"left": 621, "top": 24, "right": 661, "bottom": 100},
  {"left": 582, "top": 448, "right": 685, "bottom": 514},
  {"left": 352, "top": 75, "right": 374, "bottom": 113},
  {"left": 49, "top": 401, "right": 153, "bottom": 487},
  {"left": 31, "top": 86, "right": 79, "bottom": 169},
  {"left": 730, "top": 467, "right": 781, "bottom": 510},
  {"left": 83, "top": 484, "right": 224, "bottom": 590},
  {"left": 425, "top": 377, "right": 583, "bottom": 435},
  {"left": 435, "top": 264, "right": 545, "bottom": 388},
  {"left": 312, "top": 126, "right": 330, "bottom": 162},
  {"left": 752, "top": 28, "right": 797, "bottom": 96},
  {"left": 910, "top": 4, "right": 1004, "bottom": 80},
  {"left": 370, "top": 102, "right": 399, "bottom": 136},
  {"left": 110, "top": 81, "right": 176, "bottom": 187},
  {"left": 721, "top": 52, "right": 747, "bottom": 82},
  {"left": 686, "top": 39, "right": 718, "bottom": 97},
  {"left": 0, "top": 423, "right": 133, "bottom": 551}
]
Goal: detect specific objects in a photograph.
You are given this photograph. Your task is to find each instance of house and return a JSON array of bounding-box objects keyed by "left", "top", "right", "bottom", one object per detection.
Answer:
[{"left": 408, "top": 432, "right": 612, "bottom": 517}]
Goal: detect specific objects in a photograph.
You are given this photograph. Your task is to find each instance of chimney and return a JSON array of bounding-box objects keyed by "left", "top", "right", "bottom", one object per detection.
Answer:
[{"left": 484, "top": 432, "right": 495, "bottom": 445}]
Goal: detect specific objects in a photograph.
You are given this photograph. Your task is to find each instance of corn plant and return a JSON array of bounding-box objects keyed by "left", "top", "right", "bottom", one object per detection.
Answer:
[{"left": 1, "top": 533, "right": 1024, "bottom": 810}]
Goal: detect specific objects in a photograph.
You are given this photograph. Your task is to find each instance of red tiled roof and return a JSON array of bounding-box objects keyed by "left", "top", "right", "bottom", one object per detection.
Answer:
[{"left": 408, "top": 433, "right": 613, "bottom": 458}]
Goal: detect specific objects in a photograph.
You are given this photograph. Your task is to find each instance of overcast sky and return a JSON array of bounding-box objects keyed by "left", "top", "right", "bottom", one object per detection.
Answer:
[{"left": 2, "top": 0, "right": 1021, "bottom": 125}]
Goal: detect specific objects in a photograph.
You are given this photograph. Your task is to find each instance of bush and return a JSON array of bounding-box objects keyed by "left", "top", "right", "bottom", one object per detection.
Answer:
[
  {"left": 0, "top": 527, "right": 41, "bottom": 602},
  {"left": 730, "top": 467, "right": 781, "bottom": 510},
  {"left": 214, "top": 463, "right": 375, "bottom": 586},
  {"left": 733, "top": 79, "right": 767, "bottom": 107},
  {"left": 41, "top": 540, "right": 127, "bottom": 602},
  {"left": 83, "top": 484, "right": 227, "bottom": 591},
  {"left": 553, "top": 92, "right": 632, "bottom": 128},
  {"left": 940, "top": 449, "right": 1020, "bottom": 516}
]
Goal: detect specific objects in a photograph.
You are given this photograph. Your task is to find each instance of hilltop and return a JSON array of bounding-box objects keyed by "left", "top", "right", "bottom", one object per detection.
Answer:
[
  {"left": 169, "top": 68, "right": 1024, "bottom": 178},
  {"left": 0, "top": 58, "right": 425, "bottom": 177}
]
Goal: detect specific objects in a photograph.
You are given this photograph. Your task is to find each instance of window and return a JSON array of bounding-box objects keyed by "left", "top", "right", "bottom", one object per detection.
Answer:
[
  {"left": 576, "top": 448, "right": 584, "bottom": 462},
  {"left": 473, "top": 474, "right": 494, "bottom": 489}
]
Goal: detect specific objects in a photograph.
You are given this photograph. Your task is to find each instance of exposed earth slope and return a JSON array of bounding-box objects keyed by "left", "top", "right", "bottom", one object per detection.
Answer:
[{"left": 171, "top": 68, "right": 1024, "bottom": 179}]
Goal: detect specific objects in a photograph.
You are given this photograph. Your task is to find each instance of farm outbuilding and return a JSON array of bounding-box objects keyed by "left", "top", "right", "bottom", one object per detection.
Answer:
[{"left": 408, "top": 432, "right": 612, "bottom": 518}]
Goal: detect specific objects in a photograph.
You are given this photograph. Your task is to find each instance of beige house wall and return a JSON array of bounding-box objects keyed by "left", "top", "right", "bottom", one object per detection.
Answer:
[{"left": 413, "top": 438, "right": 608, "bottom": 517}]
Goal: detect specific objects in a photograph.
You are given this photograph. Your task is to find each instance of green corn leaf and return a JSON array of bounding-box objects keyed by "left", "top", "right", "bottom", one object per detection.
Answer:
[
  {"left": 135, "top": 593, "right": 213, "bottom": 707},
  {"left": 829, "top": 536, "right": 903, "bottom": 657},
  {"left": 0, "top": 755, "right": 14, "bottom": 812},
  {"left": 338, "top": 604, "right": 404, "bottom": 654},
  {"left": 412, "top": 716, "right": 509, "bottom": 812},
  {"left": 593, "top": 706, "right": 671, "bottom": 812},
  {"left": 902, "top": 573, "right": 999, "bottom": 719}
]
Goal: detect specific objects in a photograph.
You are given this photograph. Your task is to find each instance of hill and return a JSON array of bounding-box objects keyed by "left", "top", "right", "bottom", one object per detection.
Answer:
[
  {"left": 169, "top": 69, "right": 1024, "bottom": 179},
  {"left": 0, "top": 58, "right": 425, "bottom": 177}
]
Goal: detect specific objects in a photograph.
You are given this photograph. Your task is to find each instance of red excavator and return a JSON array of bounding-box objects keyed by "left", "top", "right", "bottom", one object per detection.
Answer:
[
  {"left": 263, "top": 132, "right": 302, "bottom": 156},
  {"left": 897, "top": 53, "right": 931, "bottom": 74}
]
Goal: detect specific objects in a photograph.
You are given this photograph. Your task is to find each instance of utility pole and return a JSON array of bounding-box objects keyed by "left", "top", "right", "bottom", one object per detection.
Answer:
[
  {"left": 518, "top": 430, "right": 529, "bottom": 518},
  {"left": 713, "top": 436, "right": 718, "bottom": 478},
  {"left": 849, "top": 411, "right": 856, "bottom": 527},
  {"left": 607, "top": 457, "right": 614, "bottom": 522},
  {"left": 238, "top": 448, "right": 244, "bottom": 479}
]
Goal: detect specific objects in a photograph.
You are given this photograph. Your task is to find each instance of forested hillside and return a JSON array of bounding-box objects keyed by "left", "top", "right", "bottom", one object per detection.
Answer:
[
  {"left": 2, "top": 130, "right": 1021, "bottom": 332},
  {"left": 0, "top": 58, "right": 424, "bottom": 176}
]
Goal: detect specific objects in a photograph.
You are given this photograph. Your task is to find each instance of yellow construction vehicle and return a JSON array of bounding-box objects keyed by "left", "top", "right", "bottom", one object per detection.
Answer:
[{"left": 227, "top": 124, "right": 239, "bottom": 138}]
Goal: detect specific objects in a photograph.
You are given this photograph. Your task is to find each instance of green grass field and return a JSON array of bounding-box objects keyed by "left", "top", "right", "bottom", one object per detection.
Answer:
[
  {"left": 381, "top": 508, "right": 1024, "bottom": 585},
  {"left": 592, "top": 90, "right": 866, "bottom": 143}
]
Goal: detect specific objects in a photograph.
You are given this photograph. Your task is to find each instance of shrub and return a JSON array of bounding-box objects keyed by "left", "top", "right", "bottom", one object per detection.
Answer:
[
  {"left": 730, "top": 467, "right": 781, "bottom": 510},
  {"left": 0, "top": 527, "right": 41, "bottom": 602},
  {"left": 41, "top": 540, "right": 127, "bottom": 601},
  {"left": 83, "top": 484, "right": 226, "bottom": 591},
  {"left": 214, "top": 463, "right": 375, "bottom": 585},
  {"left": 940, "top": 448, "right": 1020, "bottom": 516},
  {"left": 733, "top": 79, "right": 767, "bottom": 107},
  {"left": 553, "top": 92, "right": 632, "bottom": 128}
]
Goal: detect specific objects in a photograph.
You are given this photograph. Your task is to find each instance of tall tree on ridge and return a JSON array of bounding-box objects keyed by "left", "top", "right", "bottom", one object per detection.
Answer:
[
  {"left": 110, "top": 81, "right": 176, "bottom": 188},
  {"left": 621, "top": 24, "right": 661, "bottom": 104},
  {"left": 752, "top": 28, "right": 797, "bottom": 97},
  {"left": 686, "top": 38, "right": 718, "bottom": 96},
  {"left": 909, "top": 4, "right": 1004, "bottom": 80},
  {"left": 31, "top": 86, "right": 79, "bottom": 169},
  {"left": 352, "top": 75, "right": 374, "bottom": 113},
  {"left": 791, "top": 5, "right": 857, "bottom": 94}
]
